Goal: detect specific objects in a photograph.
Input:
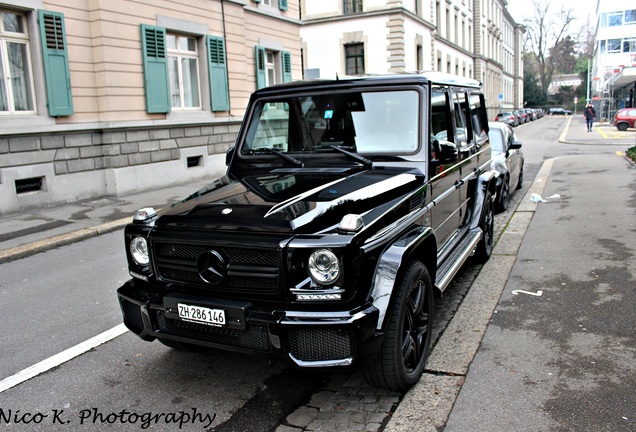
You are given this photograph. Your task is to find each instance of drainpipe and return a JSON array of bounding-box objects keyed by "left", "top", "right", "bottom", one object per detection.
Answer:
[{"left": 220, "top": 0, "right": 232, "bottom": 116}]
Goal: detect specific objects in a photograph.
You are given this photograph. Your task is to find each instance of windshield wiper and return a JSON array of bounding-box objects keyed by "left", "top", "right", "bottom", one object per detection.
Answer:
[
  {"left": 331, "top": 145, "right": 372, "bottom": 168},
  {"left": 251, "top": 147, "right": 304, "bottom": 167}
]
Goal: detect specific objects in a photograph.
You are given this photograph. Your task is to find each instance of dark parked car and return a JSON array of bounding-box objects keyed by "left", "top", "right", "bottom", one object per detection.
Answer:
[
  {"left": 612, "top": 108, "right": 636, "bottom": 131},
  {"left": 117, "top": 72, "right": 498, "bottom": 392},
  {"left": 548, "top": 107, "right": 572, "bottom": 115},
  {"left": 488, "top": 122, "right": 524, "bottom": 212},
  {"left": 495, "top": 111, "right": 518, "bottom": 127},
  {"left": 512, "top": 110, "right": 523, "bottom": 125}
]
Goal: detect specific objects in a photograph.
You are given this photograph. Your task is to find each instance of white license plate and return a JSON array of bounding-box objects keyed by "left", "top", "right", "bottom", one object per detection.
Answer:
[{"left": 177, "top": 303, "right": 226, "bottom": 327}]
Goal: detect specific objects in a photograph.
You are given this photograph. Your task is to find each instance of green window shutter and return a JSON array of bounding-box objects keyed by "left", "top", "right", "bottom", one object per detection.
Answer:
[
  {"left": 279, "top": 0, "right": 288, "bottom": 11},
  {"left": 255, "top": 46, "right": 267, "bottom": 89},
  {"left": 253, "top": 0, "right": 262, "bottom": 3},
  {"left": 282, "top": 50, "right": 292, "bottom": 82},
  {"left": 206, "top": 35, "right": 229, "bottom": 112},
  {"left": 38, "top": 10, "right": 73, "bottom": 116},
  {"left": 140, "top": 24, "right": 170, "bottom": 114}
]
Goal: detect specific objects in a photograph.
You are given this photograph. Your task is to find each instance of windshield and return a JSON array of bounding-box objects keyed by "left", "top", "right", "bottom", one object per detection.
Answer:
[{"left": 241, "top": 90, "right": 419, "bottom": 155}]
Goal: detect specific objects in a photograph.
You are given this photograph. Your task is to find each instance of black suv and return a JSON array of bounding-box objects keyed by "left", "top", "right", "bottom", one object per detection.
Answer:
[{"left": 117, "top": 72, "right": 497, "bottom": 391}]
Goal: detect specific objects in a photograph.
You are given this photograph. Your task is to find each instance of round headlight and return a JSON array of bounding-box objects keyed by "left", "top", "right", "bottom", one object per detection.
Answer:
[
  {"left": 308, "top": 249, "right": 340, "bottom": 285},
  {"left": 130, "top": 236, "right": 150, "bottom": 266}
]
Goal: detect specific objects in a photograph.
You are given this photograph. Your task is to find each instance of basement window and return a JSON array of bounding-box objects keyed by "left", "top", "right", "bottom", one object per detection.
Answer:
[
  {"left": 15, "top": 176, "right": 45, "bottom": 194},
  {"left": 187, "top": 156, "right": 202, "bottom": 168}
]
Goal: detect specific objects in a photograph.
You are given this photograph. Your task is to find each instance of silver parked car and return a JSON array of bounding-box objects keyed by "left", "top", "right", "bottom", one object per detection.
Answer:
[{"left": 488, "top": 122, "right": 524, "bottom": 212}]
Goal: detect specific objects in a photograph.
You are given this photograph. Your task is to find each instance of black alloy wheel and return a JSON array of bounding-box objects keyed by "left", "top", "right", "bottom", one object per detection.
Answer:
[
  {"left": 363, "top": 261, "right": 434, "bottom": 392},
  {"left": 474, "top": 193, "right": 494, "bottom": 263},
  {"left": 497, "top": 177, "right": 510, "bottom": 213},
  {"left": 516, "top": 163, "right": 524, "bottom": 190}
]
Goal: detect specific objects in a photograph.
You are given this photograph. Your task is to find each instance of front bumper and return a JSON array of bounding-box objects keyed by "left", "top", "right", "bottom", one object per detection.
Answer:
[{"left": 117, "top": 279, "right": 382, "bottom": 368}]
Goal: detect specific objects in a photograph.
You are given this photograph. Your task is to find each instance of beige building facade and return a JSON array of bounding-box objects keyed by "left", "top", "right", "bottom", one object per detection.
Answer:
[
  {"left": 300, "top": 0, "right": 524, "bottom": 118},
  {"left": 0, "top": 0, "right": 301, "bottom": 214}
]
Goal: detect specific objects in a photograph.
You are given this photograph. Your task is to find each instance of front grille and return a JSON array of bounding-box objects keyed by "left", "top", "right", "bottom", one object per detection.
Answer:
[
  {"left": 153, "top": 241, "right": 281, "bottom": 296},
  {"left": 154, "top": 311, "right": 270, "bottom": 352},
  {"left": 120, "top": 298, "right": 144, "bottom": 334},
  {"left": 288, "top": 328, "right": 352, "bottom": 361}
]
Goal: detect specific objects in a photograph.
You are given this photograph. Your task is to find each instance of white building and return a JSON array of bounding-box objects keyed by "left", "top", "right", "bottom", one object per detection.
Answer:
[
  {"left": 591, "top": 1, "right": 636, "bottom": 115},
  {"left": 299, "top": 0, "right": 524, "bottom": 118}
]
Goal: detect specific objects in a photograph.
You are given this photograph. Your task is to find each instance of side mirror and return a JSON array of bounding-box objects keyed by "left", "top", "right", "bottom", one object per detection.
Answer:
[
  {"left": 225, "top": 147, "right": 235, "bottom": 166},
  {"left": 510, "top": 141, "right": 522, "bottom": 150}
]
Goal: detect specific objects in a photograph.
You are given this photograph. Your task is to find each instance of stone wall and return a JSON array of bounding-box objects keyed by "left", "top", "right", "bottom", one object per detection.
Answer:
[{"left": 0, "top": 121, "right": 241, "bottom": 215}]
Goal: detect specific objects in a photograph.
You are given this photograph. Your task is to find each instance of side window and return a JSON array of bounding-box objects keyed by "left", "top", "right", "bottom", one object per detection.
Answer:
[
  {"left": 469, "top": 92, "right": 488, "bottom": 143},
  {"left": 453, "top": 91, "right": 468, "bottom": 145},
  {"left": 430, "top": 87, "right": 457, "bottom": 164}
]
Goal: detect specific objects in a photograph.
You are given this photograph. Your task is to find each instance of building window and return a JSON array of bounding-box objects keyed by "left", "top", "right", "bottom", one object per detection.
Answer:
[
  {"left": 345, "top": 43, "right": 364, "bottom": 75},
  {"left": 607, "top": 39, "right": 621, "bottom": 54},
  {"left": 344, "top": 0, "right": 363, "bottom": 14},
  {"left": 255, "top": 46, "right": 291, "bottom": 89},
  {"left": 606, "top": 11, "right": 623, "bottom": 27},
  {"left": 0, "top": 10, "right": 35, "bottom": 114},
  {"left": 623, "top": 38, "right": 636, "bottom": 53},
  {"left": 626, "top": 10, "right": 636, "bottom": 25},
  {"left": 167, "top": 34, "right": 201, "bottom": 109}
]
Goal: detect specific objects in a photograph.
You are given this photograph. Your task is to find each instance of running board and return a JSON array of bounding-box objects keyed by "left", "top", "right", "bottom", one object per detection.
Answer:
[{"left": 435, "top": 229, "right": 482, "bottom": 292}]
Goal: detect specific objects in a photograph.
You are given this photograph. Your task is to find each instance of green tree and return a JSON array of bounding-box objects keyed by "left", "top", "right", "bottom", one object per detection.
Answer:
[{"left": 524, "top": 66, "right": 547, "bottom": 107}]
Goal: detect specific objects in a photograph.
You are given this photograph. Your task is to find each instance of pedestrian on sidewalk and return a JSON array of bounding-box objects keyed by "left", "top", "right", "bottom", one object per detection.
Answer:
[{"left": 584, "top": 103, "right": 596, "bottom": 132}]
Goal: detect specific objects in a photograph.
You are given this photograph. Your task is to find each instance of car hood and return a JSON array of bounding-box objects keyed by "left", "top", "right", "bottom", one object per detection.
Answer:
[{"left": 154, "top": 168, "right": 424, "bottom": 235}]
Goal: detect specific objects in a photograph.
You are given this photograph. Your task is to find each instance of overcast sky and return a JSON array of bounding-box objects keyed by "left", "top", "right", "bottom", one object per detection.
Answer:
[{"left": 506, "top": 0, "right": 596, "bottom": 29}]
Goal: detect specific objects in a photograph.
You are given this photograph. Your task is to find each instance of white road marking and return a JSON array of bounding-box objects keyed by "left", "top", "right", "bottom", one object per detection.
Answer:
[
  {"left": 0, "top": 323, "right": 128, "bottom": 393},
  {"left": 511, "top": 289, "right": 543, "bottom": 297}
]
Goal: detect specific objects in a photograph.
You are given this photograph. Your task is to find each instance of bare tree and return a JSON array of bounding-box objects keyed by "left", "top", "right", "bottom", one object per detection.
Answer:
[{"left": 523, "top": 0, "right": 576, "bottom": 99}]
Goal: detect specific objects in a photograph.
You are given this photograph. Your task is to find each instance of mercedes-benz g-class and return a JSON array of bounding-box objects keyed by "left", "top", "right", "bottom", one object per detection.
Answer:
[{"left": 117, "top": 72, "right": 497, "bottom": 391}]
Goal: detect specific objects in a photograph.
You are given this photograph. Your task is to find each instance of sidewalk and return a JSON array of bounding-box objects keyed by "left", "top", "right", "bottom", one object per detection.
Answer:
[
  {"left": 560, "top": 114, "right": 635, "bottom": 146},
  {"left": 0, "top": 179, "right": 212, "bottom": 263}
]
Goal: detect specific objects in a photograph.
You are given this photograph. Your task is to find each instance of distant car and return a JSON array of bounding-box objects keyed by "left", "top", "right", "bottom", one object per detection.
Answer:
[
  {"left": 523, "top": 108, "right": 537, "bottom": 121},
  {"left": 548, "top": 107, "right": 572, "bottom": 116},
  {"left": 517, "top": 109, "right": 528, "bottom": 123},
  {"left": 512, "top": 110, "right": 523, "bottom": 125},
  {"left": 488, "top": 122, "right": 524, "bottom": 212},
  {"left": 495, "top": 112, "right": 518, "bottom": 127},
  {"left": 612, "top": 108, "right": 636, "bottom": 131}
]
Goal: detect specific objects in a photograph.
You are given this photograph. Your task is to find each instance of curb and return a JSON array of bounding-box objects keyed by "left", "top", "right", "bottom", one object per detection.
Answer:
[
  {"left": 0, "top": 216, "right": 131, "bottom": 264},
  {"left": 384, "top": 159, "right": 554, "bottom": 431}
]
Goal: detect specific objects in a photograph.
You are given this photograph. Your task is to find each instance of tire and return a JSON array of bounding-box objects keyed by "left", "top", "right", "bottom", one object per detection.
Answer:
[
  {"left": 617, "top": 123, "right": 628, "bottom": 132},
  {"left": 158, "top": 338, "right": 206, "bottom": 352},
  {"left": 496, "top": 177, "right": 510, "bottom": 213},
  {"left": 362, "top": 261, "right": 434, "bottom": 392},
  {"left": 473, "top": 193, "right": 494, "bottom": 263},
  {"left": 516, "top": 163, "right": 524, "bottom": 190}
]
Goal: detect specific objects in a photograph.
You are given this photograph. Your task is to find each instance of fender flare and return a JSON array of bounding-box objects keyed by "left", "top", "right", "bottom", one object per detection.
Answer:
[
  {"left": 368, "top": 225, "right": 435, "bottom": 330},
  {"left": 470, "top": 170, "right": 497, "bottom": 229}
]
